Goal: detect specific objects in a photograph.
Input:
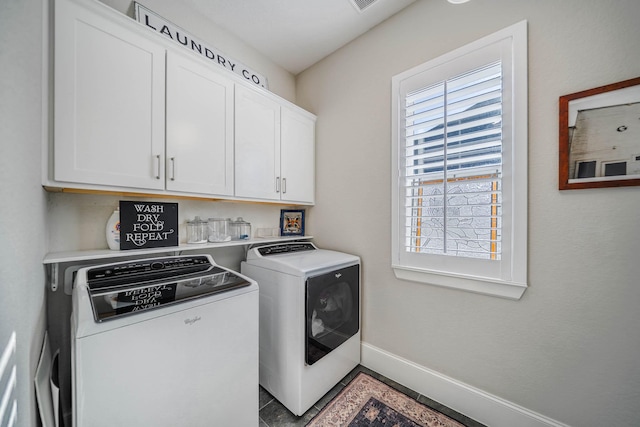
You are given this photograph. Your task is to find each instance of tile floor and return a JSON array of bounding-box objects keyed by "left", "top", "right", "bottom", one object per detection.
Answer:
[{"left": 258, "top": 365, "right": 486, "bottom": 427}]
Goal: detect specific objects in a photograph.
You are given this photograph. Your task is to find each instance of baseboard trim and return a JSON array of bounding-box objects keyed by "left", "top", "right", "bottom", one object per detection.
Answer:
[{"left": 360, "top": 342, "right": 569, "bottom": 427}]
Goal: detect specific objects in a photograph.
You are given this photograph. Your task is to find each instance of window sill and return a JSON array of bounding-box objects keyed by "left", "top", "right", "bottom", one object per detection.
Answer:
[{"left": 392, "top": 265, "right": 527, "bottom": 300}]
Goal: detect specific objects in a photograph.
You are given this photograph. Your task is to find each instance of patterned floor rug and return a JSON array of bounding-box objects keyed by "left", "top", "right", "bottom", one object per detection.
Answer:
[{"left": 306, "top": 372, "right": 466, "bottom": 427}]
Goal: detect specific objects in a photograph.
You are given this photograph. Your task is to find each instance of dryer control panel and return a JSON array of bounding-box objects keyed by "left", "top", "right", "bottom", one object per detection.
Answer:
[{"left": 256, "top": 242, "right": 316, "bottom": 256}]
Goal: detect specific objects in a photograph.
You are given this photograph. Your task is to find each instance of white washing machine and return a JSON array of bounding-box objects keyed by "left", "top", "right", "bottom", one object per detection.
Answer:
[
  {"left": 241, "top": 242, "right": 360, "bottom": 416},
  {"left": 71, "top": 255, "right": 258, "bottom": 427}
]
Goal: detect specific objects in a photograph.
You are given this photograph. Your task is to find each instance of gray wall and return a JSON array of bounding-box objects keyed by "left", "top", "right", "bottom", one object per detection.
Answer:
[
  {"left": 0, "top": 0, "right": 48, "bottom": 425},
  {"left": 296, "top": 1, "right": 640, "bottom": 426}
]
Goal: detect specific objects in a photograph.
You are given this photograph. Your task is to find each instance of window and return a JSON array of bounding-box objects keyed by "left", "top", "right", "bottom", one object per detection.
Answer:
[
  {"left": 391, "top": 21, "right": 528, "bottom": 299},
  {"left": 1, "top": 332, "right": 17, "bottom": 426},
  {"left": 603, "top": 161, "right": 626, "bottom": 177},
  {"left": 577, "top": 160, "right": 597, "bottom": 178}
]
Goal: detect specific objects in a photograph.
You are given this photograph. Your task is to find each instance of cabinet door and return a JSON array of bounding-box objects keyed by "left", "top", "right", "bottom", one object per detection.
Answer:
[
  {"left": 166, "top": 52, "right": 234, "bottom": 196},
  {"left": 281, "top": 108, "right": 315, "bottom": 204},
  {"left": 54, "top": 0, "right": 165, "bottom": 190},
  {"left": 235, "top": 86, "right": 281, "bottom": 200}
]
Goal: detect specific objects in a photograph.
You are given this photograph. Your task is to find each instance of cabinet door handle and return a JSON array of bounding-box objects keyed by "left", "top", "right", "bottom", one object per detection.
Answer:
[
  {"left": 170, "top": 157, "right": 176, "bottom": 181},
  {"left": 154, "top": 155, "right": 161, "bottom": 179},
  {"left": 282, "top": 177, "right": 287, "bottom": 194},
  {"left": 276, "top": 176, "right": 281, "bottom": 193}
]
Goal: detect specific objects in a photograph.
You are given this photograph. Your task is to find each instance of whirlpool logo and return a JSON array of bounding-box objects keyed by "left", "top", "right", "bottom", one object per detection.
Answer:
[{"left": 184, "top": 315, "right": 202, "bottom": 326}]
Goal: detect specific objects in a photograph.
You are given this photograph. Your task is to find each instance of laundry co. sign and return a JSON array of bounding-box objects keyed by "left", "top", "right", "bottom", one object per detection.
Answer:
[{"left": 134, "top": 3, "right": 268, "bottom": 89}]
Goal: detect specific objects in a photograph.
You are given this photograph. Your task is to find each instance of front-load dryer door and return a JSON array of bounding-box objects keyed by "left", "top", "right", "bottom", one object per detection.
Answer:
[{"left": 305, "top": 264, "right": 360, "bottom": 365}]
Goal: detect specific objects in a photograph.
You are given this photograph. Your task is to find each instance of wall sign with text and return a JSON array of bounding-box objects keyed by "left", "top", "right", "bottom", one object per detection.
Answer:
[
  {"left": 134, "top": 2, "right": 269, "bottom": 89},
  {"left": 119, "top": 201, "right": 178, "bottom": 250}
]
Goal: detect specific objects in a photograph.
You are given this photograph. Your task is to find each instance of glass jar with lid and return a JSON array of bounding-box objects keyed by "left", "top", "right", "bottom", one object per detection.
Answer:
[
  {"left": 186, "top": 216, "right": 208, "bottom": 244},
  {"left": 230, "top": 217, "right": 251, "bottom": 240},
  {"left": 208, "top": 218, "right": 231, "bottom": 242}
]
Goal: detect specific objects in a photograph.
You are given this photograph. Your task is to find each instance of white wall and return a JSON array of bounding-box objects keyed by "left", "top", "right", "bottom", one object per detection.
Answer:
[
  {"left": 0, "top": 0, "right": 48, "bottom": 425},
  {"left": 296, "top": 1, "right": 640, "bottom": 426}
]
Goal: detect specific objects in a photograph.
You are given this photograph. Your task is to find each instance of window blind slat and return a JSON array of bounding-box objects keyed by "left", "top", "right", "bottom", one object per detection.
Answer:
[
  {"left": 447, "top": 102, "right": 501, "bottom": 123},
  {"left": 406, "top": 98, "right": 444, "bottom": 118},
  {"left": 407, "top": 168, "right": 501, "bottom": 181},
  {"left": 446, "top": 115, "right": 501, "bottom": 136},
  {"left": 447, "top": 61, "right": 501, "bottom": 92},
  {"left": 406, "top": 158, "right": 501, "bottom": 176},
  {"left": 406, "top": 83, "right": 444, "bottom": 106},
  {"left": 448, "top": 92, "right": 501, "bottom": 117},
  {"left": 447, "top": 80, "right": 501, "bottom": 111},
  {"left": 444, "top": 129, "right": 501, "bottom": 147},
  {"left": 406, "top": 153, "right": 501, "bottom": 175},
  {"left": 405, "top": 118, "right": 445, "bottom": 137},
  {"left": 407, "top": 138, "right": 502, "bottom": 164}
]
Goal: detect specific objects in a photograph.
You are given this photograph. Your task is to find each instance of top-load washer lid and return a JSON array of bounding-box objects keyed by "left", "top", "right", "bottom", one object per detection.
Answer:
[
  {"left": 245, "top": 242, "right": 360, "bottom": 276},
  {"left": 80, "top": 255, "right": 251, "bottom": 322}
]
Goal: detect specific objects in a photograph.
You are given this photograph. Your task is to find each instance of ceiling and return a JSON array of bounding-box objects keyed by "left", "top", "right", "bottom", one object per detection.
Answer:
[{"left": 184, "top": 0, "right": 417, "bottom": 75}]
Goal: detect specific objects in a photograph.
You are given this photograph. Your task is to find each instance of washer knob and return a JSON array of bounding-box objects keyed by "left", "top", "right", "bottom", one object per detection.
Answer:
[{"left": 150, "top": 261, "right": 165, "bottom": 270}]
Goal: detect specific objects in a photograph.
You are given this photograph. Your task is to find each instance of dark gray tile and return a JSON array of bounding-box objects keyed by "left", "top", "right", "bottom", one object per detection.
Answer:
[
  {"left": 259, "top": 386, "right": 274, "bottom": 410},
  {"left": 416, "top": 394, "right": 452, "bottom": 415},
  {"left": 259, "top": 397, "right": 319, "bottom": 427},
  {"left": 312, "top": 381, "right": 345, "bottom": 411},
  {"left": 339, "top": 364, "right": 380, "bottom": 385}
]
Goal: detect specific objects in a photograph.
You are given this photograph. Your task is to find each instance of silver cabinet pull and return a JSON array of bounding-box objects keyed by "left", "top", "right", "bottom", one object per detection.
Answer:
[
  {"left": 170, "top": 157, "right": 176, "bottom": 181},
  {"left": 154, "top": 155, "right": 161, "bottom": 179},
  {"left": 282, "top": 177, "right": 287, "bottom": 194},
  {"left": 275, "top": 177, "right": 281, "bottom": 193}
]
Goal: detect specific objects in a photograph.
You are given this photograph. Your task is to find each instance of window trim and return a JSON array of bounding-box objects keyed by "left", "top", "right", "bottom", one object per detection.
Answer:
[{"left": 391, "top": 21, "right": 528, "bottom": 300}]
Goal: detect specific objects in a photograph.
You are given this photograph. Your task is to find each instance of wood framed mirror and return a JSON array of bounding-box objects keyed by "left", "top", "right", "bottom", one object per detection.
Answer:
[{"left": 559, "top": 76, "right": 640, "bottom": 190}]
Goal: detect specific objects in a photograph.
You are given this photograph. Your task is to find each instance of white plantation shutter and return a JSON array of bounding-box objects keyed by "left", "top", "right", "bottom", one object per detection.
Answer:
[
  {"left": 404, "top": 62, "right": 503, "bottom": 260},
  {"left": 391, "top": 21, "right": 528, "bottom": 299}
]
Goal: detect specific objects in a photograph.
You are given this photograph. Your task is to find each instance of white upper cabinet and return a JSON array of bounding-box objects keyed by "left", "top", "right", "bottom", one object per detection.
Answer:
[
  {"left": 280, "top": 109, "right": 315, "bottom": 204},
  {"left": 50, "top": 0, "right": 314, "bottom": 204},
  {"left": 235, "top": 86, "right": 315, "bottom": 204},
  {"left": 235, "top": 85, "right": 281, "bottom": 200},
  {"left": 53, "top": 0, "right": 166, "bottom": 190},
  {"left": 165, "top": 51, "right": 234, "bottom": 196}
]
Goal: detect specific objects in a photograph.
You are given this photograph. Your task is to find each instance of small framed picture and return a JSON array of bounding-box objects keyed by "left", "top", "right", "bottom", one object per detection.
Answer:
[{"left": 280, "top": 209, "right": 305, "bottom": 236}]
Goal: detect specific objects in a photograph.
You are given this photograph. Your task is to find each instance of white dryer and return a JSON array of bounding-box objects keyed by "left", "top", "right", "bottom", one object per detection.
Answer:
[
  {"left": 241, "top": 242, "right": 360, "bottom": 416},
  {"left": 72, "top": 255, "right": 258, "bottom": 427}
]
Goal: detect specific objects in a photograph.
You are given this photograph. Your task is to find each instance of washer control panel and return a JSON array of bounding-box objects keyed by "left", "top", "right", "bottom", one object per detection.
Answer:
[{"left": 87, "top": 256, "right": 212, "bottom": 289}]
